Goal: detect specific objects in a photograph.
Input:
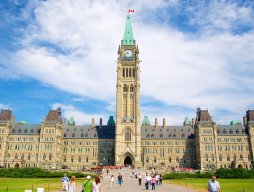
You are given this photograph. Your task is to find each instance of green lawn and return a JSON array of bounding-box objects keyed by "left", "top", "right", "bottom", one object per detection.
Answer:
[
  {"left": 0, "top": 177, "right": 85, "bottom": 192},
  {"left": 165, "top": 178, "right": 254, "bottom": 192}
]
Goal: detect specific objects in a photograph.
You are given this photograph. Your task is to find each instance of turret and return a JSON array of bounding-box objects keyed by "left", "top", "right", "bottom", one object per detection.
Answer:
[{"left": 162, "top": 118, "right": 166, "bottom": 128}]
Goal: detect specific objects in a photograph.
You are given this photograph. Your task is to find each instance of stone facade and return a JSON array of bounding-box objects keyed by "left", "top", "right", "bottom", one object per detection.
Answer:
[{"left": 0, "top": 15, "right": 253, "bottom": 171}]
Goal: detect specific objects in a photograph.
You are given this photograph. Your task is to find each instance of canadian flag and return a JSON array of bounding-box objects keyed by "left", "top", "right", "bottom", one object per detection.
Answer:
[{"left": 128, "top": 9, "right": 134, "bottom": 13}]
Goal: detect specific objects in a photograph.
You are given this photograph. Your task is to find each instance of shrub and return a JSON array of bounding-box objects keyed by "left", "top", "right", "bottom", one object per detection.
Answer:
[{"left": 0, "top": 168, "right": 96, "bottom": 178}]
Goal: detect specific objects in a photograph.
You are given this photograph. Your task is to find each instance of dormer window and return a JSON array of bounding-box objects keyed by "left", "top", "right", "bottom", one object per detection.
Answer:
[
  {"left": 12, "top": 129, "right": 15, "bottom": 133},
  {"left": 146, "top": 133, "right": 150, "bottom": 138},
  {"left": 85, "top": 133, "right": 88, "bottom": 138},
  {"left": 30, "top": 129, "right": 34, "bottom": 133},
  {"left": 18, "top": 129, "right": 21, "bottom": 133},
  {"left": 236, "top": 129, "right": 239, "bottom": 134},
  {"left": 217, "top": 130, "right": 220, "bottom": 134},
  {"left": 151, "top": 133, "right": 154, "bottom": 138},
  {"left": 81, "top": 133, "right": 84, "bottom": 137},
  {"left": 223, "top": 129, "right": 227, "bottom": 134},
  {"left": 229, "top": 129, "right": 233, "bottom": 134},
  {"left": 160, "top": 133, "right": 163, "bottom": 138},
  {"left": 72, "top": 133, "right": 75, "bottom": 137},
  {"left": 242, "top": 129, "right": 245, "bottom": 134},
  {"left": 64, "top": 133, "right": 66, "bottom": 137},
  {"left": 94, "top": 133, "right": 97, "bottom": 138},
  {"left": 24, "top": 129, "right": 27, "bottom": 133}
]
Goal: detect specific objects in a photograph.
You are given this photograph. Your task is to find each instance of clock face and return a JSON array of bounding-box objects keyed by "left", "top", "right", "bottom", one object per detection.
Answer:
[{"left": 124, "top": 50, "right": 133, "bottom": 57}]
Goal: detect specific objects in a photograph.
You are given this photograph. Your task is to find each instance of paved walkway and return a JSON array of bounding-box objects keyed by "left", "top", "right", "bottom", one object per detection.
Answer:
[{"left": 74, "top": 168, "right": 198, "bottom": 192}]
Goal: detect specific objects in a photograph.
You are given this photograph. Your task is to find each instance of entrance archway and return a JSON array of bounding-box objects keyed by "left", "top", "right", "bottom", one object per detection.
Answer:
[
  {"left": 124, "top": 156, "right": 132, "bottom": 167},
  {"left": 14, "top": 163, "right": 19, "bottom": 168}
]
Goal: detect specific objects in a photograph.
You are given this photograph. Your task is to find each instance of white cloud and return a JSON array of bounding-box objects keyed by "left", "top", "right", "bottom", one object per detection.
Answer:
[
  {"left": 51, "top": 103, "right": 109, "bottom": 125},
  {"left": 3, "top": 0, "right": 254, "bottom": 124}
]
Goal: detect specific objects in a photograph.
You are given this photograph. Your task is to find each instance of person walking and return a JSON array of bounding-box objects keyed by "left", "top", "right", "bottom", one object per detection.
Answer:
[
  {"left": 155, "top": 174, "right": 159, "bottom": 185},
  {"left": 144, "top": 173, "right": 149, "bottom": 190},
  {"left": 68, "top": 176, "right": 76, "bottom": 192},
  {"left": 118, "top": 173, "right": 123, "bottom": 187},
  {"left": 92, "top": 176, "right": 103, "bottom": 192},
  {"left": 207, "top": 176, "right": 221, "bottom": 192},
  {"left": 138, "top": 174, "right": 142, "bottom": 186},
  {"left": 151, "top": 175, "right": 156, "bottom": 190},
  {"left": 110, "top": 175, "right": 114, "bottom": 189},
  {"left": 83, "top": 175, "right": 92, "bottom": 192},
  {"left": 159, "top": 174, "right": 163, "bottom": 186},
  {"left": 62, "top": 173, "right": 69, "bottom": 191}
]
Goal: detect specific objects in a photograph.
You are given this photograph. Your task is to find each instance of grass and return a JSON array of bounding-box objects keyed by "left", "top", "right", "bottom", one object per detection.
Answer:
[
  {"left": 0, "top": 177, "right": 85, "bottom": 192},
  {"left": 165, "top": 178, "right": 254, "bottom": 192}
]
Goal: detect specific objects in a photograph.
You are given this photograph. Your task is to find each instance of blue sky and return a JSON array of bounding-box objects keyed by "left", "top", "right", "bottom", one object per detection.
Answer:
[{"left": 0, "top": 0, "right": 254, "bottom": 125}]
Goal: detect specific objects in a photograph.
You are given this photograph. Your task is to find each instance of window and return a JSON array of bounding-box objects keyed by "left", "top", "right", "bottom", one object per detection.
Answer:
[
  {"left": 219, "top": 154, "right": 222, "bottom": 161},
  {"left": 43, "top": 154, "right": 46, "bottom": 160},
  {"left": 49, "top": 154, "right": 52, "bottom": 161},
  {"left": 28, "top": 154, "right": 30, "bottom": 160},
  {"left": 71, "top": 156, "right": 74, "bottom": 162},
  {"left": 240, "top": 154, "right": 243, "bottom": 160},
  {"left": 227, "top": 155, "right": 230, "bottom": 161},
  {"left": 236, "top": 129, "right": 239, "bottom": 134},
  {"left": 72, "top": 133, "right": 75, "bottom": 137},
  {"left": 78, "top": 156, "right": 81, "bottom": 162},
  {"left": 176, "top": 157, "right": 179, "bottom": 163},
  {"left": 130, "top": 85, "right": 134, "bottom": 92},
  {"left": 205, "top": 154, "right": 208, "bottom": 161},
  {"left": 125, "top": 129, "right": 131, "bottom": 141},
  {"left": 133, "top": 68, "right": 135, "bottom": 77},
  {"left": 123, "top": 85, "right": 128, "bottom": 92},
  {"left": 169, "top": 157, "right": 171, "bottom": 163},
  {"left": 122, "top": 68, "right": 125, "bottom": 77}
]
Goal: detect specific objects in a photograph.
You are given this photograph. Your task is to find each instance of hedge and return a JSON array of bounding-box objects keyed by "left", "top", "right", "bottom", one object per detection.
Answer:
[
  {"left": 0, "top": 168, "right": 96, "bottom": 178},
  {"left": 163, "top": 168, "right": 254, "bottom": 180}
]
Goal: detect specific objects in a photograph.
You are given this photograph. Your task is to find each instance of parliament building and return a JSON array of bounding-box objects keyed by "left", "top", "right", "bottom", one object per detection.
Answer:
[{"left": 0, "top": 15, "right": 254, "bottom": 171}]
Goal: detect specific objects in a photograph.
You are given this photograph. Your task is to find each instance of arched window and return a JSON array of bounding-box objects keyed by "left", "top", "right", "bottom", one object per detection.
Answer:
[
  {"left": 154, "top": 157, "right": 156, "bottom": 163},
  {"left": 227, "top": 155, "right": 230, "bottom": 161},
  {"left": 49, "top": 153, "right": 52, "bottom": 161},
  {"left": 205, "top": 154, "right": 208, "bottom": 161},
  {"left": 43, "top": 154, "right": 46, "bottom": 160},
  {"left": 126, "top": 68, "right": 128, "bottom": 77},
  {"left": 28, "top": 154, "right": 30, "bottom": 160},
  {"left": 129, "top": 68, "right": 131, "bottom": 77},
  {"left": 125, "top": 129, "right": 131, "bottom": 141},
  {"left": 169, "top": 157, "right": 171, "bottom": 163},
  {"left": 71, "top": 156, "right": 74, "bottom": 162},
  {"left": 219, "top": 154, "right": 222, "bottom": 161},
  {"left": 123, "top": 84, "right": 128, "bottom": 92},
  {"left": 211, "top": 154, "right": 214, "bottom": 161}
]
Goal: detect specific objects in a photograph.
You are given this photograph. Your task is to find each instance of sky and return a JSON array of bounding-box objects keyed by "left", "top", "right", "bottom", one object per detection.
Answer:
[{"left": 0, "top": 0, "right": 254, "bottom": 125}]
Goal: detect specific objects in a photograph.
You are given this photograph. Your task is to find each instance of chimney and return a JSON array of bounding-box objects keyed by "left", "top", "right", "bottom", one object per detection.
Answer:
[
  {"left": 162, "top": 118, "right": 166, "bottom": 128},
  {"left": 154, "top": 118, "right": 158, "bottom": 128},
  {"left": 91, "top": 117, "right": 95, "bottom": 128},
  {"left": 100, "top": 118, "right": 102, "bottom": 128},
  {"left": 243, "top": 116, "right": 247, "bottom": 126}
]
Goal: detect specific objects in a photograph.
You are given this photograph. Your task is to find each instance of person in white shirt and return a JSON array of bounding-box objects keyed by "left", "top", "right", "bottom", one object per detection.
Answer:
[
  {"left": 110, "top": 175, "right": 114, "bottom": 189},
  {"left": 207, "top": 176, "right": 221, "bottom": 192}
]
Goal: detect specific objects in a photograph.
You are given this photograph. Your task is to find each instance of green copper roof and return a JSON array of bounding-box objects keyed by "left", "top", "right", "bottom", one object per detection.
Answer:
[
  {"left": 183, "top": 116, "right": 191, "bottom": 126},
  {"left": 142, "top": 116, "right": 150, "bottom": 126},
  {"left": 123, "top": 15, "right": 134, "bottom": 45},
  {"left": 230, "top": 120, "right": 240, "bottom": 125},
  {"left": 107, "top": 116, "right": 115, "bottom": 126},
  {"left": 69, "top": 116, "right": 75, "bottom": 125}
]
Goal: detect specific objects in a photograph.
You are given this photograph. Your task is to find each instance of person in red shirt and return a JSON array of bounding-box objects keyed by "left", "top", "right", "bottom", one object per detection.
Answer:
[{"left": 151, "top": 175, "right": 156, "bottom": 190}]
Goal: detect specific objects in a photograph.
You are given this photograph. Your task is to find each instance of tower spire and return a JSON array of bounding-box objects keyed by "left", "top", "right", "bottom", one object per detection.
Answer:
[{"left": 123, "top": 14, "right": 134, "bottom": 45}]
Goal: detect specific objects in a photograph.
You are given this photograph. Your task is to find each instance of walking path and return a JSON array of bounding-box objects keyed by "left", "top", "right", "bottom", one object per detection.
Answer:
[{"left": 73, "top": 168, "right": 198, "bottom": 192}]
